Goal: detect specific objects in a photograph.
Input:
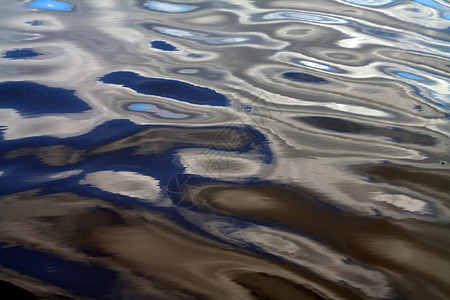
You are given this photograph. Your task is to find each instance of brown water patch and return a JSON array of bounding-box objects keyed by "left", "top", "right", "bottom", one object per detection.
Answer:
[
  {"left": 89, "top": 126, "right": 259, "bottom": 156},
  {"left": 3, "top": 126, "right": 260, "bottom": 167},
  {"left": 5, "top": 145, "right": 83, "bottom": 166},
  {"left": 233, "top": 272, "right": 326, "bottom": 300},
  {"left": 0, "top": 190, "right": 365, "bottom": 300},
  {"left": 361, "top": 164, "right": 450, "bottom": 197},
  {"left": 192, "top": 183, "right": 450, "bottom": 299},
  {"left": 89, "top": 222, "right": 361, "bottom": 300},
  {"left": 298, "top": 116, "right": 437, "bottom": 146}
]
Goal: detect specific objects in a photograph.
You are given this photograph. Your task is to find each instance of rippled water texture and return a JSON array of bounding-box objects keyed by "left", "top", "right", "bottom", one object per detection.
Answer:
[{"left": 0, "top": 0, "right": 449, "bottom": 299}]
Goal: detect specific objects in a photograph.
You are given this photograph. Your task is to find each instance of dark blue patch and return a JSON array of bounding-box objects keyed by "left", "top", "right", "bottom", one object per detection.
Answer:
[
  {"left": 100, "top": 71, "right": 229, "bottom": 106},
  {"left": 363, "top": 28, "right": 397, "bottom": 37},
  {"left": 0, "top": 245, "right": 118, "bottom": 298},
  {"left": 282, "top": 72, "right": 328, "bottom": 83},
  {"left": 188, "top": 53, "right": 204, "bottom": 58},
  {"left": 0, "top": 81, "right": 91, "bottom": 117},
  {"left": 150, "top": 40, "right": 178, "bottom": 51},
  {"left": 26, "top": 20, "right": 45, "bottom": 26},
  {"left": 0, "top": 119, "right": 273, "bottom": 195},
  {"left": 3, "top": 48, "right": 42, "bottom": 59}
]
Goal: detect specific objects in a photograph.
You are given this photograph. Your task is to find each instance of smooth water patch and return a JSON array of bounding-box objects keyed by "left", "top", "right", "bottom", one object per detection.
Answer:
[
  {"left": 3, "top": 48, "right": 42, "bottom": 59},
  {"left": 100, "top": 71, "right": 229, "bottom": 106},
  {"left": 27, "top": 0, "right": 74, "bottom": 11}
]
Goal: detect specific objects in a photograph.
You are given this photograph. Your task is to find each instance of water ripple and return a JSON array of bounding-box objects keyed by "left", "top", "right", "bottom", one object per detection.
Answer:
[{"left": 0, "top": 0, "right": 449, "bottom": 298}]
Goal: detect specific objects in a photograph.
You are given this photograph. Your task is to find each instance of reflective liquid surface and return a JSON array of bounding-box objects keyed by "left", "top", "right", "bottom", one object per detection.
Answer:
[{"left": 0, "top": 0, "right": 449, "bottom": 299}]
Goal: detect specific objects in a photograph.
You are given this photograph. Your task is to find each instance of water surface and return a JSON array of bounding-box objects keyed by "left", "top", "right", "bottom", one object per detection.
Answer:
[{"left": 0, "top": 0, "right": 449, "bottom": 299}]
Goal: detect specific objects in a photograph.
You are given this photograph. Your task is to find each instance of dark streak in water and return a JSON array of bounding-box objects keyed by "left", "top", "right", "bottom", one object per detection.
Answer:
[
  {"left": 360, "top": 163, "right": 450, "bottom": 196},
  {"left": 0, "top": 280, "right": 40, "bottom": 299},
  {"left": 100, "top": 71, "right": 229, "bottom": 106},
  {"left": 150, "top": 40, "right": 179, "bottom": 51},
  {"left": 299, "top": 116, "right": 437, "bottom": 145},
  {"left": 3, "top": 48, "right": 42, "bottom": 59},
  {"left": 0, "top": 82, "right": 91, "bottom": 117},
  {"left": 282, "top": 72, "right": 329, "bottom": 83}
]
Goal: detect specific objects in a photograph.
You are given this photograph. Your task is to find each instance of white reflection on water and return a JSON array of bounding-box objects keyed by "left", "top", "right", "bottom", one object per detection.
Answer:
[
  {"left": 176, "top": 148, "right": 264, "bottom": 180},
  {"left": 153, "top": 26, "right": 201, "bottom": 38},
  {"left": 317, "top": 102, "right": 394, "bottom": 117},
  {"left": 261, "top": 11, "right": 349, "bottom": 24},
  {"left": 80, "top": 171, "right": 168, "bottom": 205},
  {"left": 372, "top": 193, "right": 430, "bottom": 214},
  {"left": 144, "top": 1, "right": 196, "bottom": 13},
  {"left": 181, "top": 209, "right": 392, "bottom": 299},
  {"left": 49, "top": 169, "right": 83, "bottom": 180},
  {"left": 0, "top": 109, "right": 104, "bottom": 140},
  {"left": 341, "top": 0, "right": 395, "bottom": 6}
]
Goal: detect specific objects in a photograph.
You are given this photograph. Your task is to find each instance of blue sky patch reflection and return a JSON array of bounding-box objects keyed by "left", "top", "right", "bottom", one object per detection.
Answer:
[
  {"left": 144, "top": 1, "right": 195, "bottom": 13},
  {"left": 27, "top": 0, "right": 74, "bottom": 11},
  {"left": 128, "top": 103, "right": 188, "bottom": 119}
]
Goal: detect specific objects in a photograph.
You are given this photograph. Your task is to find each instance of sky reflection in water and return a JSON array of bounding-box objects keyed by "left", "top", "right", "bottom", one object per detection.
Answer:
[{"left": 0, "top": 0, "right": 449, "bottom": 299}]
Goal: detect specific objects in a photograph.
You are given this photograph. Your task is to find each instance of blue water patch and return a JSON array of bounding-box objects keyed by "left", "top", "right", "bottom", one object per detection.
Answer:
[
  {"left": 187, "top": 53, "right": 205, "bottom": 58},
  {"left": 128, "top": 103, "right": 188, "bottom": 118},
  {"left": 150, "top": 40, "right": 178, "bottom": 51},
  {"left": 26, "top": 20, "right": 45, "bottom": 26},
  {"left": 282, "top": 72, "right": 328, "bottom": 83},
  {"left": 3, "top": 48, "right": 42, "bottom": 60},
  {"left": 27, "top": 0, "right": 74, "bottom": 11},
  {"left": 0, "top": 82, "right": 91, "bottom": 117},
  {"left": 129, "top": 104, "right": 152, "bottom": 111},
  {"left": 413, "top": 0, "right": 441, "bottom": 9},
  {"left": 0, "top": 245, "right": 118, "bottom": 298},
  {"left": 0, "top": 119, "right": 273, "bottom": 196},
  {"left": 363, "top": 28, "right": 397, "bottom": 37},
  {"left": 396, "top": 72, "right": 425, "bottom": 81},
  {"left": 100, "top": 71, "right": 229, "bottom": 106},
  {"left": 144, "top": 1, "right": 195, "bottom": 13}
]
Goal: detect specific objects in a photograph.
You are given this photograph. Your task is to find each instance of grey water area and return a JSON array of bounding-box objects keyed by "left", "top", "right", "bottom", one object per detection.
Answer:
[{"left": 0, "top": 0, "right": 449, "bottom": 299}]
